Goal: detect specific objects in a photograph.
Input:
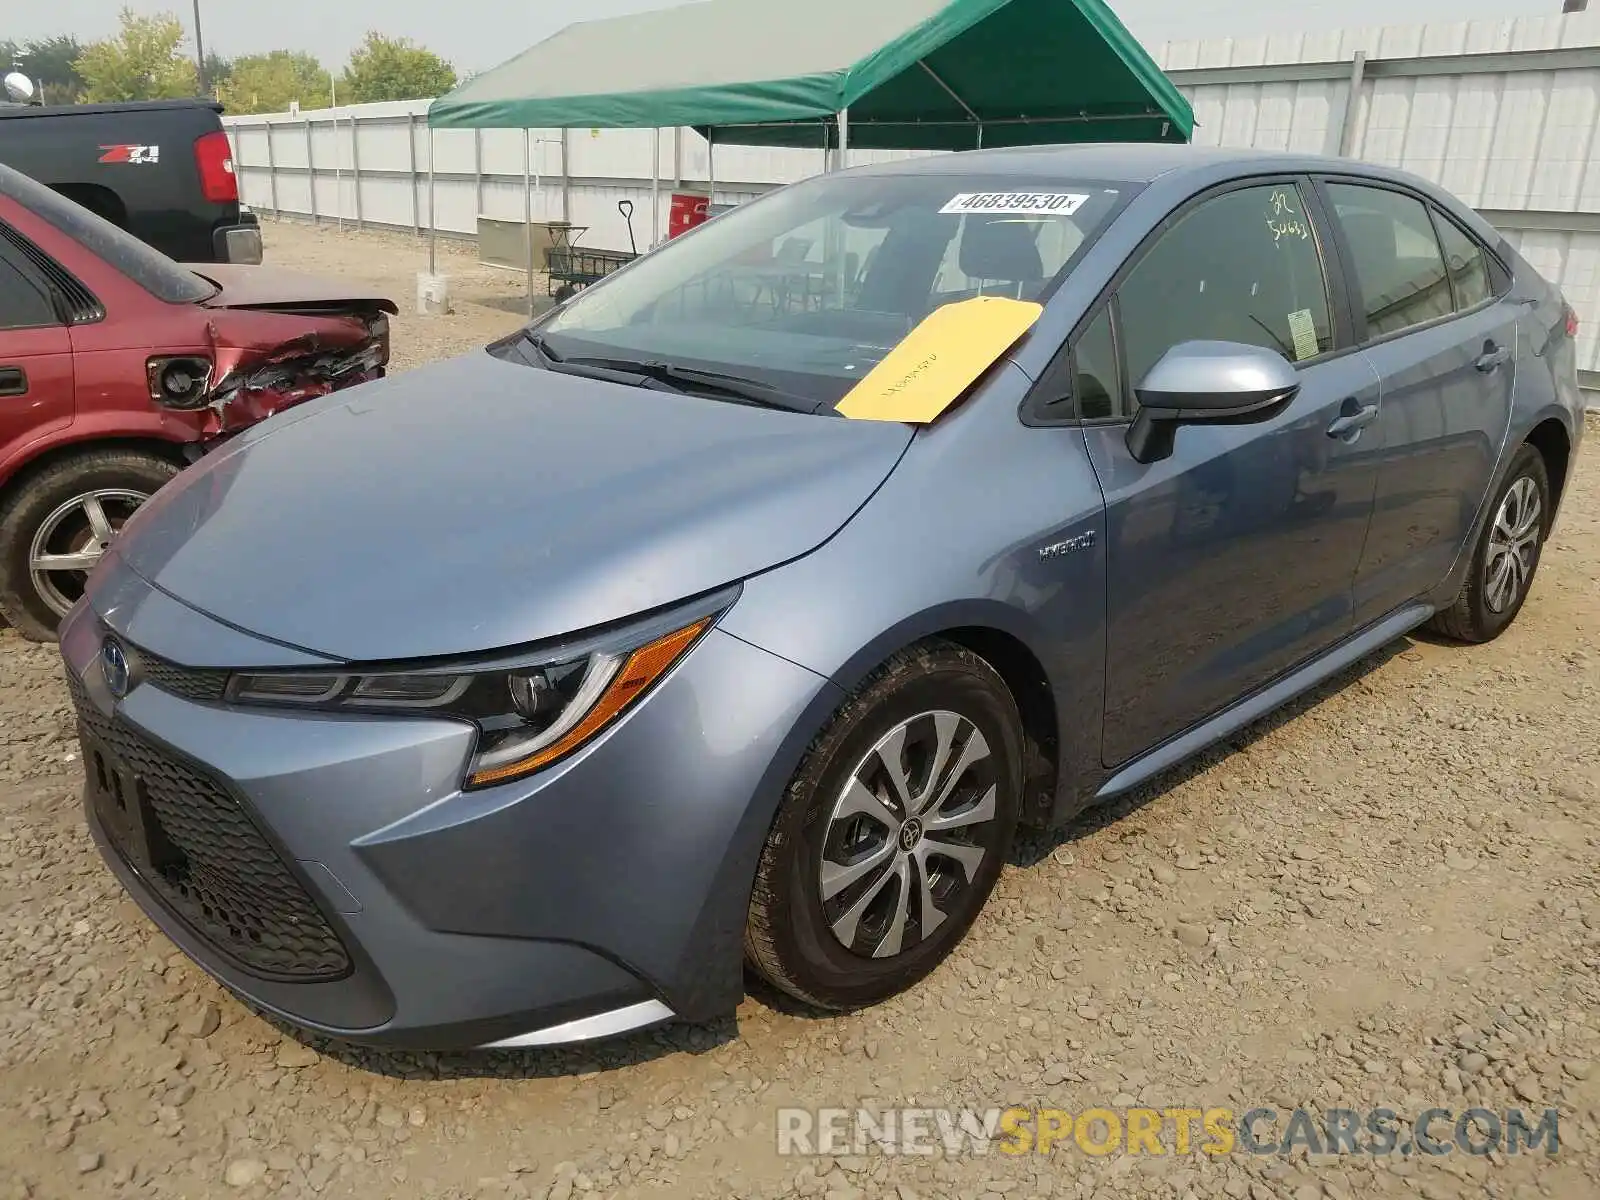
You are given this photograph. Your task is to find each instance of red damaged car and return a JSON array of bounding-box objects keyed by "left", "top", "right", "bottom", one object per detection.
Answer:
[{"left": 0, "top": 162, "right": 395, "bottom": 639}]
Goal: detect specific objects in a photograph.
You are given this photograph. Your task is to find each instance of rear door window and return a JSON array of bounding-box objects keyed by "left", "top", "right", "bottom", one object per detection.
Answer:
[{"left": 1324, "top": 183, "right": 1454, "bottom": 337}]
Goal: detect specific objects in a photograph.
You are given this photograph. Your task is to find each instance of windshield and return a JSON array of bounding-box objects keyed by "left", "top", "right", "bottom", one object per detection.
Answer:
[
  {"left": 537, "top": 171, "right": 1131, "bottom": 404},
  {"left": 0, "top": 163, "right": 215, "bottom": 304}
]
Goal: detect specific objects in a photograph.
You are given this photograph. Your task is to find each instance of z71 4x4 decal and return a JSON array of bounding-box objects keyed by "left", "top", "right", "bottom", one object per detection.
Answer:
[{"left": 98, "top": 144, "right": 160, "bottom": 165}]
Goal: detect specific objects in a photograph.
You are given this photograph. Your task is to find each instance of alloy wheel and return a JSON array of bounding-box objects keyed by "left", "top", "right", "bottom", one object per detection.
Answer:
[
  {"left": 818, "top": 710, "right": 1000, "bottom": 960},
  {"left": 1484, "top": 476, "right": 1542, "bottom": 614},
  {"left": 27, "top": 488, "right": 149, "bottom": 617}
]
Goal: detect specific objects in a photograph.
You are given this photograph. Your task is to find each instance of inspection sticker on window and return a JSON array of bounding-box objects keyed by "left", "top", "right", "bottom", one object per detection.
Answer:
[
  {"left": 1287, "top": 308, "right": 1320, "bottom": 361},
  {"left": 939, "top": 192, "right": 1090, "bottom": 216}
]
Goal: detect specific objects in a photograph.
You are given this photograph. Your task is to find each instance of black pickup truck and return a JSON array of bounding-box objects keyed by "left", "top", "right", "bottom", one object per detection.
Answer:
[{"left": 0, "top": 95, "right": 261, "bottom": 264}]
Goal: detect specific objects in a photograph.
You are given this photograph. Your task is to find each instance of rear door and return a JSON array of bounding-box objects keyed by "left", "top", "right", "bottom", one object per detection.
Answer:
[
  {"left": 1317, "top": 179, "right": 1518, "bottom": 626},
  {"left": 0, "top": 229, "right": 74, "bottom": 461}
]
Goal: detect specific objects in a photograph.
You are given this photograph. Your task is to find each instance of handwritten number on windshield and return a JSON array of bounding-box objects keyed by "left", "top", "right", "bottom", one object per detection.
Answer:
[{"left": 1266, "top": 187, "right": 1310, "bottom": 244}]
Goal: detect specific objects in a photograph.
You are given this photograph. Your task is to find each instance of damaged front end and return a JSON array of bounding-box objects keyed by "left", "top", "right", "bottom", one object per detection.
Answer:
[{"left": 150, "top": 310, "right": 392, "bottom": 445}]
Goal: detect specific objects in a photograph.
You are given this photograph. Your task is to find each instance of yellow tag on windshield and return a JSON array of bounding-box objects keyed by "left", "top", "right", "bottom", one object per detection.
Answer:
[{"left": 835, "top": 296, "right": 1043, "bottom": 424}]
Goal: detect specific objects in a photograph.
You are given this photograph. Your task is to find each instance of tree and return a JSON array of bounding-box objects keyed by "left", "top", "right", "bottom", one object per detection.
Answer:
[
  {"left": 340, "top": 33, "right": 455, "bottom": 103},
  {"left": 75, "top": 9, "right": 196, "bottom": 103},
  {"left": 4, "top": 37, "right": 83, "bottom": 105},
  {"left": 2, "top": 37, "right": 86, "bottom": 104},
  {"left": 16, "top": 36, "right": 86, "bottom": 104},
  {"left": 203, "top": 51, "right": 233, "bottom": 91},
  {"left": 219, "top": 51, "right": 330, "bottom": 115}
]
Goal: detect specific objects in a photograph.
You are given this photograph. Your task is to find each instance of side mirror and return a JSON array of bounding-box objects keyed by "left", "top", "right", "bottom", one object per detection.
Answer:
[
  {"left": 1126, "top": 340, "right": 1300, "bottom": 464},
  {"left": 3, "top": 72, "right": 37, "bottom": 105}
]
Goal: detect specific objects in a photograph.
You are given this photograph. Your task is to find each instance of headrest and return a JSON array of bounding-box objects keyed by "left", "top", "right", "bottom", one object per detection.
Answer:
[{"left": 959, "top": 217, "right": 1045, "bottom": 282}]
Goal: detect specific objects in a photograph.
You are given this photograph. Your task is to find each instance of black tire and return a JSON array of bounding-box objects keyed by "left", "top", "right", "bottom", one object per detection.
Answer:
[
  {"left": 744, "top": 641, "right": 1023, "bottom": 1010},
  {"left": 0, "top": 449, "right": 180, "bottom": 641},
  {"left": 1429, "top": 443, "right": 1551, "bottom": 644},
  {"left": 552, "top": 283, "right": 579, "bottom": 304}
]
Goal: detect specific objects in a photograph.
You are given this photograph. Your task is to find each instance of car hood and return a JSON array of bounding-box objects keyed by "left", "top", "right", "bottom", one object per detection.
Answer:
[
  {"left": 185, "top": 262, "right": 398, "bottom": 314},
  {"left": 111, "top": 351, "right": 913, "bottom": 662}
]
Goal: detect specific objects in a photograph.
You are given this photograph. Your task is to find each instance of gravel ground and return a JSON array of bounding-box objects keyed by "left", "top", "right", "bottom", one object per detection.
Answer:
[{"left": 0, "top": 221, "right": 1596, "bottom": 1200}]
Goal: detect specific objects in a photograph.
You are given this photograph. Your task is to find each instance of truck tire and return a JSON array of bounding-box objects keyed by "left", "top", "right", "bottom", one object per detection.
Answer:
[{"left": 0, "top": 449, "right": 180, "bottom": 641}]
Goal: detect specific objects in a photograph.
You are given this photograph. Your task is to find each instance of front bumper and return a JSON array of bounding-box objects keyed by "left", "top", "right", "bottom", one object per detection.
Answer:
[{"left": 61, "top": 569, "right": 840, "bottom": 1049}]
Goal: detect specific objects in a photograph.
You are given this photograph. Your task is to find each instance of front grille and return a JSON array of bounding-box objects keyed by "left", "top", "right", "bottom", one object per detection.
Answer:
[
  {"left": 135, "top": 652, "right": 228, "bottom": 704},
  {"left": 68, "top": 672, "right": 351, "bottom": 981}
]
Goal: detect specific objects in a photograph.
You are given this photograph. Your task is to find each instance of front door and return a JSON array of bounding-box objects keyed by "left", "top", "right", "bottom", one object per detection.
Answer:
[
  {"left": 1082, "top": 179, "right": 1382, "bottom": 767},
  {"left": 1317, "top": 181, "right": 1519, "bottom": 625}
]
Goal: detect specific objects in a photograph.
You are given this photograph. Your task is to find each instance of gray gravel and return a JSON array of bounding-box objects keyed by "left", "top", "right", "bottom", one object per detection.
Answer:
[{"left": 0, "top": 224, "right": 1595, "bottom": 1199}]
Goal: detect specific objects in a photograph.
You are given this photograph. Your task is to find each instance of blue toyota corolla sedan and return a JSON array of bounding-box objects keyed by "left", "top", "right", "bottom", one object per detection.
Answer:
[{"left": 60, "top": 145, "right": 1584, "bottom": 1050}]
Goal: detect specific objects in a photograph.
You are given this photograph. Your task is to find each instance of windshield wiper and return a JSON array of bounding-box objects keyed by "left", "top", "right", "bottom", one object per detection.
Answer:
[
  {"left": 515, "top": 334, "right": 828, "bottom": 414},
  {"left": 517, "top": 329, "right": 566, "bottom": 363},
  {"left": 559, "top": 355, "right": 828, "bottom": 415}
]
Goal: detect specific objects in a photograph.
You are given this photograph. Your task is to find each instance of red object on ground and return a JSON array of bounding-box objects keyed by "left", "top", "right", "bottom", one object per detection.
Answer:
[{"left": 668, "top": 191, "right": 712, "bottom": 239}]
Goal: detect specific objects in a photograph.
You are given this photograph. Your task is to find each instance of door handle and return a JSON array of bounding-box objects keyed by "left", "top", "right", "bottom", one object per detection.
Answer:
[
  {"left": 1475, "top": 342, "right": 1511, "bottom": 373},
  {"left": 1326, "top": 401, "right": 1379, "bottom": 439},
  {"left": 0, "top": 366, "right": 25, "bottom": 397}
]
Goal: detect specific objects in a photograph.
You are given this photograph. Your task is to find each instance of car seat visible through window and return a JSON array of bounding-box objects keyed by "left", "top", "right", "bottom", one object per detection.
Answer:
[{"left": 956, "top": 216, "right": 1046, "bottom": 300}]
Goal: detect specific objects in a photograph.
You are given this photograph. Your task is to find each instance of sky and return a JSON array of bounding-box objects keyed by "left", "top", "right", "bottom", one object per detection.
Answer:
[{"left": 4, "top": 0, "right": 1575, "bottom": 75}]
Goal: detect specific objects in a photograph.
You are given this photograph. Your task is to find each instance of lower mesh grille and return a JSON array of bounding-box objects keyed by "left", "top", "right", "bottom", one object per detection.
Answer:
[{"left": 69, "top": 671, "right": 351, "bottom": 981}]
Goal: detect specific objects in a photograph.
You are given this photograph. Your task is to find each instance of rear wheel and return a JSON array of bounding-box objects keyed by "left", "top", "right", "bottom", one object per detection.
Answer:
[
  {"left": 0, "top": 449, "right": 180, "bottom": 641},
  {"left": 1429, "top": 444, "right": 1551, "bottom": 644},
  {"left": 744, "top": 643, "right": 1022, "bottom": 1010}
]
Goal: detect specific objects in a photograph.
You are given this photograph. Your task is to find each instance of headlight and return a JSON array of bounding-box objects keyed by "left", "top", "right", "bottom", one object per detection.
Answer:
[{"left": 227, "top": 606, "right": 722, "bottom": 788}]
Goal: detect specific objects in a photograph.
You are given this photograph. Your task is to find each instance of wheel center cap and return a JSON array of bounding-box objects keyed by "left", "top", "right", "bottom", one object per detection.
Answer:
[{"left": 897, "top": 817, "right": 924, "bottom": 852}]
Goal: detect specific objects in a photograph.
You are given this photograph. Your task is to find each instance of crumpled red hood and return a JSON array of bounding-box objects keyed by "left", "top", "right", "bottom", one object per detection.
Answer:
[{"left": 182, "top": 262, "right": 398, "bottom": 314}]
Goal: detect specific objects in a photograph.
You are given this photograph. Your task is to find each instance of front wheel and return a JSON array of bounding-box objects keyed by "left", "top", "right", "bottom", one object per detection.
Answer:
[
  {"left": 1429, "top": 443, "right": 1551, "bottom": 644},
  {"left": 744, "top": 643, "right": 1022, "bottom": 1011},
  {"left": 0, "top": 449, "right": 180, "bottom": 641}
]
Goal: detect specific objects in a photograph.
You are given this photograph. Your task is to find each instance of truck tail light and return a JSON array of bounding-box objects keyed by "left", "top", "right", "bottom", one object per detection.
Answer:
[{"left": 194, "top": 131, "right": 238, "bottom": 204}]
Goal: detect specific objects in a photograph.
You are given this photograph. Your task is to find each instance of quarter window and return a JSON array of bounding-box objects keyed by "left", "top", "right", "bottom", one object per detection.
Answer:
[
  {"left": 0, "top": 254, "right": 56, "bottom": 330},
  {"left": 1325, "top": 183, "right": 1453, "bottom": 337},
  {"left": 1433, "top": 212, "right": 1493, "bottom": 311},
  {"left": 1117, "top": 183, "right": 1334, "bottom": 400},
  {"left": 1073, "top": 305, "right": 1121, "bottom": 420}
]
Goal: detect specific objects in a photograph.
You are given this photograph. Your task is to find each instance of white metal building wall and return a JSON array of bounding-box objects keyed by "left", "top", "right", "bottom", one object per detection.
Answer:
[{"left": 224, "top": 11, "right": 1600, "bottom": 377}]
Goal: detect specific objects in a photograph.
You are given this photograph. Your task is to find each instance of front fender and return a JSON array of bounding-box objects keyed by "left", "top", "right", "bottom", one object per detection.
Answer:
[{"left": 720, "top": 398, "right": 1109, "bottom": 827}]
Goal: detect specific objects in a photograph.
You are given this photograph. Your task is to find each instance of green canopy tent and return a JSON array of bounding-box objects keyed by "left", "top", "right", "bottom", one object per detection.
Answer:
[
  {"left": 423, "top": 0, "right": 1190, "bottom": 313},
  {"left": 429, "top": 0, "right": 1192, "bottom": 151}
]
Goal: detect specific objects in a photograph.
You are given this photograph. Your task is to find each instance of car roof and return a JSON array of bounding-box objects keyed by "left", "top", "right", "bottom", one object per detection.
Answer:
[{"left": 852, "top": 143, "right": 1367, "bottom": 185}]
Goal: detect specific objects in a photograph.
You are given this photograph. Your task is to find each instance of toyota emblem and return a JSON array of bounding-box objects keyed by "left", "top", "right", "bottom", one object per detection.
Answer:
[{"left": 102, "top": 638, "right": 129, "bottom": 699}]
